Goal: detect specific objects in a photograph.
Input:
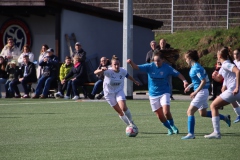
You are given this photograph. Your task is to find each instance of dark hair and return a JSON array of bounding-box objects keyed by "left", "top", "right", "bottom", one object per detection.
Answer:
[
  {"left": 153, "top": 49, "right": 180, "bottom": 64},
  {"left": 7, "top": 37, "right": 13, "bottom": 41},
  {"left": 65, "top": 56, "right": 71, "bottom": 60},
  {"left": 22, "top": 44, "right": 31, "bottom": 52},
  {"left": 111, "top": 55, "right": 119, "bottom": 61},
  {"left": 0, "top": 56, "right": 6, "bottom": 71},
  {"left": 185, "top": 50, "right": 199, "bottom": 62},
  {"left": 218, "top": 47, "right": 234, "bottom": 64},
  {"left": 233, "top": 48, "right": 240, "bottom": 55},
  {"left": 23, "top": 55, "right": 29, "bottom": 58},
  {"left": 40, "top": 44, "right": 49, "bottom": 54}
]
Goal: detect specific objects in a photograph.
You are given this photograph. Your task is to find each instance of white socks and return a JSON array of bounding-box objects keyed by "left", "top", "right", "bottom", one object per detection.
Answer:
[
  {"left": 212, "top": 116, "right": 220, "bottom": 134},
  {"left": 119, "top": 115, "right": 130, "bottom": 125},
  {"left": 233, "top": 107, "right": 240, "bottom": 116},
  {"left": 124, "top": 109, "right": 132, "bottom": 123}
]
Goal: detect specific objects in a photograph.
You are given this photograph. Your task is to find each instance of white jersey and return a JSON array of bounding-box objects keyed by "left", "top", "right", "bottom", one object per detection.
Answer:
[
  {"left": 219, "top": 60, "right": 237, "bottom": 91},
  {"left": 234, "top": 60, "right": 240, "bottom": 70},
  {"left": 103, "top": 67, "right": 127, "bottom": 93}
]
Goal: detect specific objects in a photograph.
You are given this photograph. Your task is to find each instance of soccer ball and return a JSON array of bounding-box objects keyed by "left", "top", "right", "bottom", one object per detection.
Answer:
[{"left": 126, "top": 125, "right": 138, "bottom": 137}]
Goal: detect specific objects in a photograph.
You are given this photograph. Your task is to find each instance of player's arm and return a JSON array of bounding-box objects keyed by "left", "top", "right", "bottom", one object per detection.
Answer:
[
  {"left": 232, "top": 66, "right": 240, "bottom": 95},
  {"left": 126, "top": 74, "right": 140, "bottom": 86},
  {"left": 212, "top": 71, "right": 223, "bottom": 82},
  {"left": 177, "top": 73, "right": 189, "bottom": 88},
  {"left": 127, "top": 59, "right": 139, "bottom": 70},
  {"left": 94, "top": 67, "right": 107, "bottom": 75}
]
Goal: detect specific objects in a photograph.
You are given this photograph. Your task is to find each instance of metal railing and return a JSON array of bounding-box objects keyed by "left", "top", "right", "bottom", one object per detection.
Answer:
[{"left": 75, "top": 0, "right": 240, "bottom": 33}]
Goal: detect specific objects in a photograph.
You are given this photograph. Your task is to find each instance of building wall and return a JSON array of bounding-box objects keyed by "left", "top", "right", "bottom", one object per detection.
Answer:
[
  {"left": 61, "top": 9, "right": 154, "bottom": 68},
  {"left": 0, "top": 15, "right": 55, "bottom": 61}
]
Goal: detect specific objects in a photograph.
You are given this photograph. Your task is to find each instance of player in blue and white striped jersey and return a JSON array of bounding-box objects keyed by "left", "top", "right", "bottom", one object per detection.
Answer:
[{"left": 181, "top": 50, "right": 230, "bottom": 140}]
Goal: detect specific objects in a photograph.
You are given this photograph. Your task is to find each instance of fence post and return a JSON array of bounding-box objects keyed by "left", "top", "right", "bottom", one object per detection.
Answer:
[
  {"left": 118, "top": 0, "right": 121, "bottom": 12},
  {"left": 227, "top": 0, "right": 229, "bottom": 29},
  {"left": 171, "top": 0, "right": 174, "bottom": 33}
]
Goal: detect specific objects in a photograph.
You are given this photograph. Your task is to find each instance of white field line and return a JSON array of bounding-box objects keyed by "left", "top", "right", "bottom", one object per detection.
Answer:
[{"left": 0, "top": 101, "right": 74, "bottom": 106}]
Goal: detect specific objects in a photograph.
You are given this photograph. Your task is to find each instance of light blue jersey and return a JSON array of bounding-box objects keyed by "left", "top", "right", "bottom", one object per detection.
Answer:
[
  {"left": 138, "top": 63, "right": 180, "bottom": 97},
  {"left": 189, "top": 62, "right": 210, "bottom": 91}
]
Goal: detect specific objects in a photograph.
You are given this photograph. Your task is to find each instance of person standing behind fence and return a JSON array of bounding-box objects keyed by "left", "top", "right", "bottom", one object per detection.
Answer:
[
  {"left": 32, "top": 48, "right": 58, "bottom": 99},
  {"left": 1, "top": 37, "right": 20, "bottom": 62},
  {"left": 181, "top": 50, "right": 230, "bottom": 140},
  {"left": 94, "top": 55, "right": 139, "bottom": 132},
  {"left": 0, "top": 56, "right": 7, "bottom": 98},
  {"left": 146, "top": 40, "right": 157, "bottom": 63},
  {"left": 127, "top": 50, "right": 188, "bottom": 135},
  {"left": 37, "top": 44, "right": 49, "bottom": 79},
  {"left": 88, "top": 57, "right": 110, "bottom": 100},
  {"left": 55, "top": 56, "right": 73, "bottom": 98},
  {"left": 204, "top": 47, "right": 240, "bottom": 139}
]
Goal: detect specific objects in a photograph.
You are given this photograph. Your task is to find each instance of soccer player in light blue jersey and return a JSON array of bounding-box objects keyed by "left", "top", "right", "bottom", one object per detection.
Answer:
[
  {"left": 127, "top": 50, "right": 188, "bottom": 135},
  {"left": 181, "top": 50, "right": 231, "bottom": 140}
]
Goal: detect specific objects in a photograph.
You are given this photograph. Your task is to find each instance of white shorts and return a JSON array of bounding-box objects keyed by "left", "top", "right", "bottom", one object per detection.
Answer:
[
  {"left": 104, "top": 90, "right": 126, "bottom": 107},
  {"left": 220, "top": 89, "right": 240, "bottom": 104},
  {"left": 190, "top": 89, "right": 209, "bottom": 110},
  {"left": 149, "top": 93, "right": 170, "bottom": 112}
]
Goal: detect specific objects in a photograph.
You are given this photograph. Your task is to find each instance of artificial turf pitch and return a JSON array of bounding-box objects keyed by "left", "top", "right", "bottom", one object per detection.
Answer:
[{"left": 0, "top": 99, "right": 239, "bottom": 160}]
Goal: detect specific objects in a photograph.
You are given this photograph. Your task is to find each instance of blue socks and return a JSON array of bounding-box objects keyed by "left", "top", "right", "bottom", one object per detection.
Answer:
[
  {"left": 167, "top": 119, "right": 174, "bottom": 126},
  {"left": 206, "top": 111, "right": 225, "bottom": 120},
  {"left": 163, "top": 121, "right": 172, "bottom": 130},
  {"left": 188, "top": 116, "right": 195, "bottom": 134}
]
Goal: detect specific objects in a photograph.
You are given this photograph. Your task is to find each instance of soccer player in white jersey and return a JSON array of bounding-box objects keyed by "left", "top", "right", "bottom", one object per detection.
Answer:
[
  {"left": 205, "top": 47, "right": 240, "bottom": 139},
  {"left": 127, "top": 50, "right": 188, "bottom": 135},
  {"left": 181, "top": 50, "right": 230, "bottom": 140},
  {"left": 94, "top": 55, "right": 140, "bottom": 132}
]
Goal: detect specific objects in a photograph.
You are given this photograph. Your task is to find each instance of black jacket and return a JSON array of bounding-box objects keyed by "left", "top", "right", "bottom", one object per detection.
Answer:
[
  {"left": 39, "top": 55, "right": 59, "bottom": 77},
  {"left": 0, "top": 63, "right": 7, "bottom": 79},
  {"left": 72, "top": 49, "right": 86, "bottom": 62},
  {"left": 20, "top": 61, "right": 37, "bottom": 82},
  {"left": 64, "top": 62, "right": 87, "bottom": 82},
  {"left": 5, "top": 65, "right": 21, "bottom": 80}
]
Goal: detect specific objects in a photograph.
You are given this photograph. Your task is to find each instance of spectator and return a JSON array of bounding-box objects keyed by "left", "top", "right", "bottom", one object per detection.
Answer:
[
  {"left": 72, "top": 42, "right": 86, "bottom": 62},
  {"left": 19, "top": 55, "right": 37, "bottom": 98},
  {"left": 72, "top": 41, "right": 88, "bottom": 98},
  {"left": 146, "top": 40, "right": 157, "bottom": 63},
  {"left": 209, "top": 61, "right": 223, "bottom": 101},
  {"left": 88, "top": 57, "right": 110, "bottom": 100},
  {"left": 18, "top": 44, "right": 34, "bottom": 66},
  {"left": 62, "top": 55, "right": 87, "bottom": 100},
  {"left": 156, "top": 39, "right": 171, "bottom": 50},
  {"left": 37, "top": 44, "right": 49, "bottom": 79},
  {"left": 1, "top": 37, "right": 20, "bottom": 62},
  {"left": 5, "top": 60, "right": 21, "bottom": 98},
  {"left": 55, "top": 56, "right": 73, "bottom": 98},
  {"left": 32, "top": 48, "right": 59, "bottom": 99},
  {"left": 0, "top": 56, "right": 8, "bottom": 98}
]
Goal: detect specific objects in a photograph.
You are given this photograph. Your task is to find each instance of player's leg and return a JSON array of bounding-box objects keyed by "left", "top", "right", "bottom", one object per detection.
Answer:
[
  {"left": 231, "top": 101, "right": 240, "bottom": 123},
  {"left": 204, "top": 96, "right": 230, "bottom": 139},
  {"left": 150, "top": 95, "right": 173, "bottom": 135},
  {"left": 181, "top": 106, "right": 198, "bottom": 139},
  {"left": 161, "top": 93, "right": 179, "bottom": 134},
  {"left": 105, "top": 92, "right": 130, "bottom": 125}
]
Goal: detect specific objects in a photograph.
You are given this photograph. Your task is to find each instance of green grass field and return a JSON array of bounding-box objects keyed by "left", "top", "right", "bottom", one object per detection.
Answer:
[{"left": 0, "top": 99, "right": 240, "bottom": 160}]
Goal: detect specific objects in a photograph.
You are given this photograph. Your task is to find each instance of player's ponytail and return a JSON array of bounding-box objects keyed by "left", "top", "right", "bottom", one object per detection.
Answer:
[
  {"left": 185, "top": 50, "right": 199, "bottom": 62},
  {"left": 112, "top": 55, "right": 119, "bottom": 61}
]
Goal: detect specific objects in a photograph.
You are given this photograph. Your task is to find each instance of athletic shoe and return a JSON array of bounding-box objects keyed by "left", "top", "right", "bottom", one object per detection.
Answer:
[
  {"left": 167, "top": 129, "right": 173, "bottom": 135},
  {"left": 170, "top": 96, "right": 175, "bottom": 100},
  {"left": 64, "top": 96, "right": 70, "bottom": 99},
  {"left": 72, "top": 96, "right": 80, "bottom": 100},
  {"left": 171, "top": 125, "right": 179, "bottom": 134},
  {"left": 55, "top": 92, "right": 63, "bottom": 98},
  {"left": 96, "top": 93, "right": 104, "bottom": 100},
  {"left": 234, "top": 116, "right": 240, "bottom": 123},
  {"left": 204, "top": 132, "right": 221, "bottom": 139},
  {"left": 224, "top": 115, "right": 231, "bottom": 127},
  {"left": 181, "top": 134, "right": 195, "bottom": 140},
  {"left": 88, "top": 93, "right": 95, "bottom": 100}
]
